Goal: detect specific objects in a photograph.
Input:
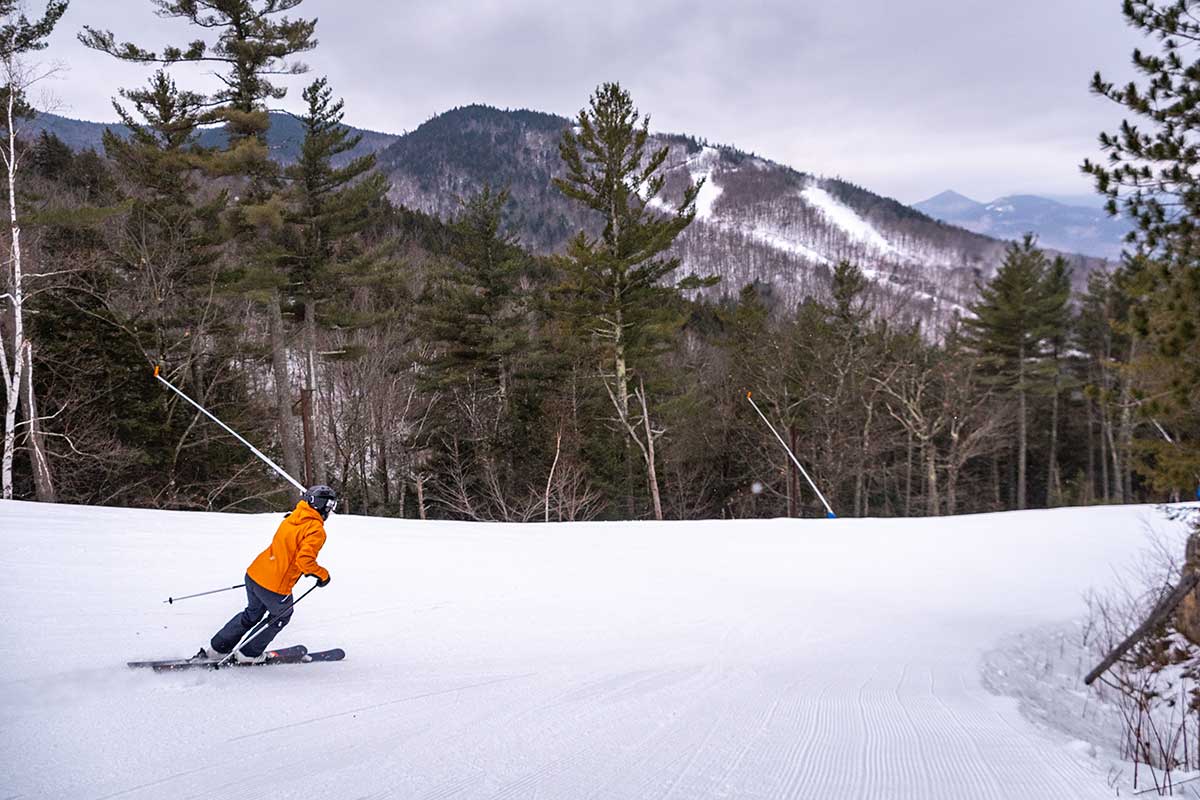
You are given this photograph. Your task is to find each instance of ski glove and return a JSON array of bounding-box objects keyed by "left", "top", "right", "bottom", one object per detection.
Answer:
[{"left": 305, "top": 573, "right": 331, "bottom": 588}]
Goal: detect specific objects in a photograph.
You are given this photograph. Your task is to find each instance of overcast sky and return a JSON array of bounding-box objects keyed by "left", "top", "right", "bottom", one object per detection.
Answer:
[{"left": 42, "top": 0, "right": 1143, "bottom": 204}]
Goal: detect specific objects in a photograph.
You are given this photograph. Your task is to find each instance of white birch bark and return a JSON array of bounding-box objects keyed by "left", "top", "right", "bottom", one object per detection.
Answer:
[{"left": 1, "top": 58, "right": 25, "bottom": 499}]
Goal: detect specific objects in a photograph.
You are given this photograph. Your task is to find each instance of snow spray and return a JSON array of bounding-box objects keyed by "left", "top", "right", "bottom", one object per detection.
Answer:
[
  {"left": 745, "top": 391, "right": 837, "bottom": 519},
  {"left": 153, "top": 365, "right": 306, "bottom": 493}
]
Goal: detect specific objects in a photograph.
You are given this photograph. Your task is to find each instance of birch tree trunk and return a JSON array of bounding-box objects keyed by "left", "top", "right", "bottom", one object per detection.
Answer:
[
  {"left": 1, "top": 71, "right": 25, "bottom": 499},
  {"left": 638, "top": 381, "right": 663, "bottom": 521}
]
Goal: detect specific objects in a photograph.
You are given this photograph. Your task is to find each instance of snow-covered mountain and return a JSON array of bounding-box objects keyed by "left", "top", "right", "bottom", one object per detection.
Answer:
[
  {"left": 913, "top": 189, "right": 1133, "bottom": 260},
  {"left": 1, "top": 499, "right": 1192, "bottom": 798},
  {"left": 375, "top": 106, "right": 1109, "bottom": 327}
]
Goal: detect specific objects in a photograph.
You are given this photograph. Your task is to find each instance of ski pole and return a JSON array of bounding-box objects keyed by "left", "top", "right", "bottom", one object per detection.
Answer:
[
  {"left": 153, "top": 365, "right": 305, "bottom": 493},
  {"left": 745, "top": 391, "right": 837, "bottom": 519},
  {"left": 164, "top": 584, "right": 245, "bottom": 605},
  {"left": 216, "top": 579, "right": 320, "bottom": 668}
]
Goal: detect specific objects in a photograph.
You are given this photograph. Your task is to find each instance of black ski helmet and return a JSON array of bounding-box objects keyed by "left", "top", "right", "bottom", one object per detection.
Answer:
[{"left": 301, "top": 485, "right": 338, "bottom": 519}]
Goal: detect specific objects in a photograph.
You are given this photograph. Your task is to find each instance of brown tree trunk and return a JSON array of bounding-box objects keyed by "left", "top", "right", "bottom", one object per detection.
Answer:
[
  {"left": 304, "top": 298, "right": 327, "bottom": 485},
  {"left": 924, "top": 440, "right": 939, "bottom": 516},
  {"left": 904, "top": 430, "right": 913, "bottom": 516},
  {"left": 415, "top": 474, "right": 427, "bottom": 520},
  {"left": 1016, "top": 346, "right": 1027, "bottom": 510},
  {"left": 268, "top": 292, "right": 303, "bottom": 493},
  {"left": 1046, "top": 364, "right": 1060, "bottom": 507},
  {"left": 1099, "top": 394, "right": 1111, "bottom": 503},
  {"left": 787, "top": 425, "right": 797, "bottom": 518},
  {"left": 991, "top": 454, "right": 1002, "bottom": 510},
  {"left": 1085, "top": 394, "right": 1096, "bottom": 504},
  {"left": 945, "top": 466, "right": 959, "bottom": 516}
]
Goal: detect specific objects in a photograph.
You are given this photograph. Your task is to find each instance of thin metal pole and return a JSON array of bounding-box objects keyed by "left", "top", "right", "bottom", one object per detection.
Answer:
[
  {"left": 165, "top": 584, "right": 245, "bottom": 604},
  {"left": 216, "top": 581, "right": 319, "bottom": 668},
  {"left": 154, "top": 365, "right": 305, "bottom": 493},
  {"left": 746, "top": 391, "right": 837, "bottom": 519}
]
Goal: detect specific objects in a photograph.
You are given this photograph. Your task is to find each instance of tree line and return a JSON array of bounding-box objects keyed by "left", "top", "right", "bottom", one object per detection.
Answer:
[{"left": 0, "top": 0, "right": 1195, "bottom": 519}]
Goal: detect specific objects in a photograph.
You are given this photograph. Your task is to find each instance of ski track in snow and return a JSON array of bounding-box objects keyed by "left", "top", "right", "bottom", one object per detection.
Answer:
[{"left": 0, "top": 501, "right": 1193, "bottom": 799}]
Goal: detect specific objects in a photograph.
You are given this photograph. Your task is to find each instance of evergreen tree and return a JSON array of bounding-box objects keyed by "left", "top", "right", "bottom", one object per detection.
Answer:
[
  {"left": 962, "top": 236, "right": 1062, "bottom": 509},
  {"left": 82, "top": 0, "right": 319, "bottom": 493},
  {"left": 92, "top": 70, "right": 266, "bottom": 507},
  {"left": 103, "top": 70, "right": 224, "bottom": 366},
  {"left": 282, "top": 76, "right": 390, "bottom": 484},
  {"left": 554, "top": 82, "right": 712, "bottom": 519},
  {"left": 1039, "top": 256, "right": 1073, "bottom": 506},
  {"left": 417, "top": 186, "right": 539, "bottom": 520},
  {"left": 421, "top": 185, "right": 526, "bottom": 393},
  {"left": 1083, "top": 0, "right": 1200, "bottom": 498}
]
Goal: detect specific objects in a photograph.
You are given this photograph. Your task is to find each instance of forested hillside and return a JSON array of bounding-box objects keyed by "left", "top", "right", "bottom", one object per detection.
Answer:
[{"left": 0, "top": 0, "right": 1194, "bottom": 521}]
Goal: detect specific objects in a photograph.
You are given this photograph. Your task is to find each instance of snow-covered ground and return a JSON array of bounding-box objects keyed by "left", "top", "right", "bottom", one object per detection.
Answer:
[{"left": 0, "top": 500, "right": 1191, "bottom": 799}]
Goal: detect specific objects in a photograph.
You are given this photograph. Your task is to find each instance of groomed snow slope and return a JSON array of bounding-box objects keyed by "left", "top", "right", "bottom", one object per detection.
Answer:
[{"left": 0, "top": 501, "right": 1189, "bottom": 799}]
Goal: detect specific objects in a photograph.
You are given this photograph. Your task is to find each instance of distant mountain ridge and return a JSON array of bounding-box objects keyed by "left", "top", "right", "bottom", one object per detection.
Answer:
[
  {"left": 913, "top": 190, "right": 1132, "bottom": 260},
  {"left": 25, "top": 110, "right": 400, "bottom": 166},
  {"left": 371, "top": 105, "right": 1108, "bottom": 326},
  {"left": 28, "top": 107, "right": 1111, "bottom": 327}
]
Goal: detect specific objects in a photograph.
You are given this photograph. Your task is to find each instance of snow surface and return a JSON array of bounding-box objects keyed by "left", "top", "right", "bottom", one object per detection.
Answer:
[
  {"left": 801, "top": 185, "right": 895, "bottom": 254},
  {"left": 688, "top": 147, "right": 723, "bottom": 221},
  {"left": 0, "top": 500, "right": 1190, "bottom": 799}
]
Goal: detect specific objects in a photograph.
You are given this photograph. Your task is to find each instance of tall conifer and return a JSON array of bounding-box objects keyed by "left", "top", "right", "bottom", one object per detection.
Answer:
[
  {"left": 962, "top": 236, "right": 1062, "bottom": 509},
  {"left": 82, "top": 0, "right": 318, "bottom": 491},
  {"left": 554, "top": 82, "right": 712, "bottom": 518}
]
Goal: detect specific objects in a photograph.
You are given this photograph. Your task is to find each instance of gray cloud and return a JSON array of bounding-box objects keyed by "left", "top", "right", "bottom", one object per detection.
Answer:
[{"left": 45, "top": 0, "right": 1143, "bottom": 203}]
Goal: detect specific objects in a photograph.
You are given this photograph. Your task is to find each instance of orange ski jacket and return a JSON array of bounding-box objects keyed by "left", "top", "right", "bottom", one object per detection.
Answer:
[{"left": 246, "top": 500, "right": 330, "bottom": 595}]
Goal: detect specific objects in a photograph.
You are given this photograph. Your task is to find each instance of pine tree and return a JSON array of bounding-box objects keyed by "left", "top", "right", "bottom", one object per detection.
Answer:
[
  {"left": 962, "top": 236, "right": 1062, "bottom": 509},
  {"left": 282, "top": 76, "right": 390, "bottom": 484},
  {"left": 417, "top": 186, "right": 538, "bottom": 520},
  {"left": 1083, "top": 0, "right": 1200, "bottom": 499},
  {"left": 421, "top": 186, "right": 526, "bottom": 392},
  {"left": 104, "top": 70, "right": 225, "bottom": 366},
  {"left": 81, "top": 0, "right": 318, "bottom": 493},
  {"left": 554, "top": 82, "right": 712, "bottom": 519},
  {"left": 1039, "top": 256, "right": 1073, "bottom": 506}
]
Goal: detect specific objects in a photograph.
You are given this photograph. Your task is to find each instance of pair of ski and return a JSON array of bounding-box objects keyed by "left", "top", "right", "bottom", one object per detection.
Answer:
[{"left": 128, "top": 645, "right": 345, "bottom": 672}]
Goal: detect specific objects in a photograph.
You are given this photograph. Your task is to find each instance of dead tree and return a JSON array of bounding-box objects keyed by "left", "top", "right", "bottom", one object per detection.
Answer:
[{"left": 1086, "top": 533, "right": 1200, "bottom": 685}]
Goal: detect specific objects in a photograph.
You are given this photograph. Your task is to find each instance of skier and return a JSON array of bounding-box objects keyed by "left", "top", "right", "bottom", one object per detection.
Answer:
[{"left": 195, "top": 485, "right": 337, "bottom": 664}]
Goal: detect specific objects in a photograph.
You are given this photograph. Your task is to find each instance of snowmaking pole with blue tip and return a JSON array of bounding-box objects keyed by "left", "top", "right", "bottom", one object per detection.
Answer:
[
  {"left": 745, "top": 391, "right": 837, "bottom": 518},
  {"left": 153, "top": 365, "right": 306, "bottom": 494}
]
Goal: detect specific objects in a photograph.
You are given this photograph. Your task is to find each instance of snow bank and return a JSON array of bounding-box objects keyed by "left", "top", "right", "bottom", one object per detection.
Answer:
[{"left": 0, "top": 500, "right": 1190, "bottom": 799}]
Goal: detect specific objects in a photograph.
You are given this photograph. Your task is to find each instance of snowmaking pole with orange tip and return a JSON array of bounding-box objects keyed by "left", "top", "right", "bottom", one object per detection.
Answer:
[
  {"left": 153, "top": 364, "right": 306, "bottom": 493},
  {"left": 745, "top": 390, "right": 837, "bottom": 518}
]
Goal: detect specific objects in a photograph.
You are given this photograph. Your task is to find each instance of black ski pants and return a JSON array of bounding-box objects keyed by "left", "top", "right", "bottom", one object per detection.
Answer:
[{"left": 210, "top": 574, "right": 294, "bottom": 657}]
